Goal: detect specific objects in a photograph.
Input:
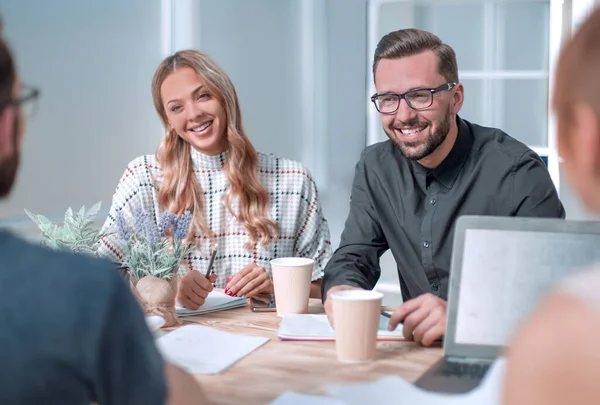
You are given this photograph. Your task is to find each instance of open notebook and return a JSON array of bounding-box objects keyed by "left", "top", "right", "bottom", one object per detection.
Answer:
[
  {"left": 278, "top": 313, "right": 405, "bottom": 341},
  {"left": 176, "top": 291, "right": 247, "bottom": 316}
]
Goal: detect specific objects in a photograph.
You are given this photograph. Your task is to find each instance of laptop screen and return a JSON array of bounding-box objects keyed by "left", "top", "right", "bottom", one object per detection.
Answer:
[{"left": 453, "top": 228, "right": 600, "bottom": 348}]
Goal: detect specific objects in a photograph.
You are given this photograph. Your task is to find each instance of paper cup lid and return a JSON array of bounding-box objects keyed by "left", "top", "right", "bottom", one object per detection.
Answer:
[{"left": 270, "top": 257, "right": 314, "bottom": 266}]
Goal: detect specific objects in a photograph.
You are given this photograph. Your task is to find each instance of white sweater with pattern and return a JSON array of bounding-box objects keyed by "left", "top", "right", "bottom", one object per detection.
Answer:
[{"left": 98, "top": 148, "right": 333, "bottom": 288}]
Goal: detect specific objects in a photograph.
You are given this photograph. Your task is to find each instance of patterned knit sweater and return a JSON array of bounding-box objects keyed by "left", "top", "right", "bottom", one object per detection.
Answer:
[{"left": 98, "top": 148, "right": 333, "bottom": 288}]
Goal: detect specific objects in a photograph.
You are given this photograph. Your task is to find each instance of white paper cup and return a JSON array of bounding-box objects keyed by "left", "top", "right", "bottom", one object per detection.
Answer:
[
  {"left": 331, "top": 290, "right": 383, "bottom": 363},
  {"left": 270, "top": 257, "right": 314, "bottom": 317}
]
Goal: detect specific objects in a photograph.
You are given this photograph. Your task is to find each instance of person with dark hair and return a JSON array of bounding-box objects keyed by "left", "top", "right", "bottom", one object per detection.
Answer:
[
  {"left": 322, "top": 28, "right": 565, "bottom": 346},
  {"left": 0, "top": 21, "right": 208, "bottom": 405},
  {"left": 504, "top": 8, "right": 600, "bottom": 404}
]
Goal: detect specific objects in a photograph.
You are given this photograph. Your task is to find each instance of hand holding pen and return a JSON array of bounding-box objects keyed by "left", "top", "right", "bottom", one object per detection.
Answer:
[
  {"left": 176, "top": 243, "right": 219, "bottom": 310},
  {"left": 204, "top": 243, "right": 218, "bottom": 280}
]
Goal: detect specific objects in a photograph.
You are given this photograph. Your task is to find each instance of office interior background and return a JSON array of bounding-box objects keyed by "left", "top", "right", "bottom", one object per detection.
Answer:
[{"left": 1, "top": 0, "right": 599, "bottom": 304}]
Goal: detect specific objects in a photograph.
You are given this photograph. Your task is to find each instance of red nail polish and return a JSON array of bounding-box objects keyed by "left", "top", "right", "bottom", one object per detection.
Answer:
[{"left": 226, "top": 277, "right": 231, "bottom": 283}]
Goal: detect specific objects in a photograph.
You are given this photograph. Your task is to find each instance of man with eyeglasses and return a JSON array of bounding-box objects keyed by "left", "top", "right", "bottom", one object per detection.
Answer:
[
  {"left": 0, "top": 19, "right": 207, "bottom": 405},
  {"left": 322, "top": 28, "right": 564, "bottom": 346}
]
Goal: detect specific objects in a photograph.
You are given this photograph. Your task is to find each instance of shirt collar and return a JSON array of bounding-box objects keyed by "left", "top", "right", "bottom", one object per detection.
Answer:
[
  {"left": 190, "top": 147, "right": 226, "bottom": 170},
  {"left": 412, "top": 116, "right": 473, "bottom": 190}
]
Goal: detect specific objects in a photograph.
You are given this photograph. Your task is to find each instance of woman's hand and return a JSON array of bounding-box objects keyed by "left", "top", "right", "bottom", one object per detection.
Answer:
[
  {"left": 225, "top": 263, "right": 272, "bottom": 298},
  {"left": 177, "top": 271, "right": 218, "bottom": 310}
]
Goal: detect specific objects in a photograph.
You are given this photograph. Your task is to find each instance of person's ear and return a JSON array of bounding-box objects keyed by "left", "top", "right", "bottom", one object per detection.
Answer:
[
  {"left": 572, "top": 103, "right": 600, "bottom": 179},
  {"left": 0, "top": 107, "right": 15, "bottom": 159},
  {"left": 451, "top": 82, "right": 464, "bottom": 115}
]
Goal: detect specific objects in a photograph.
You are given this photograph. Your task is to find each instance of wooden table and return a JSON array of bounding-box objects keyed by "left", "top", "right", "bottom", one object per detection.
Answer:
[{"left": 182, "top": 298, "right": 443, "bottom": 405}]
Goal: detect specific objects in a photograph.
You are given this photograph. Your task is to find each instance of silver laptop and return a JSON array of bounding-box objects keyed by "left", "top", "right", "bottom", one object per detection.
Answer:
[{"left": 416, "top": 215, "right": 600, "bottom": 393}]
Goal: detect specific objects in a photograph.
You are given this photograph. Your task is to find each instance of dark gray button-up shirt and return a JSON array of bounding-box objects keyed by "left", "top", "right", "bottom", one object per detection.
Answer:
[{"left": 322, "top": 117, "right": 566, "bottom": 302}]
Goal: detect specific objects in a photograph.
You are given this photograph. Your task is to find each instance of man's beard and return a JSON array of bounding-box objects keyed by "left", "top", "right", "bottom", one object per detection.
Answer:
[
  {"left": 386, "top": 105, "right": 452, "bottom": 161},
  {"left": 0, "top": 113, "right": 21, "bottom": 197}
]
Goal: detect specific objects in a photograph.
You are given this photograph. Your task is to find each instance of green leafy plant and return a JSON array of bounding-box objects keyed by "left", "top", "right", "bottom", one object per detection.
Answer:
[
  {"left": 116, "top": 207, "right": 195, "bottom": 281},
  {"left": 24, "top": 201, "right": 108, "bottom": 256}
]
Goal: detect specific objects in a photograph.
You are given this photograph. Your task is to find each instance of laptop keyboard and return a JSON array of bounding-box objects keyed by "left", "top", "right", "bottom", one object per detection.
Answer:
[{"left": 441, "top": 361, "right": 491, "bottom": 379}]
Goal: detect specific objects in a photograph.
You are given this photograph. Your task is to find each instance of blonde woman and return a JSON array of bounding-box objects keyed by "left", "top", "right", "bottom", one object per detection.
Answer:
[{"left": 99, "top": 50, "right": 332, "bottom": 310}]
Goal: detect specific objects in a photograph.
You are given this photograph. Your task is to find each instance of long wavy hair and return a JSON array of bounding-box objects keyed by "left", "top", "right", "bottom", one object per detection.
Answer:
[{"left": 151, "top": 50, "right": 279, "bottom": 249}]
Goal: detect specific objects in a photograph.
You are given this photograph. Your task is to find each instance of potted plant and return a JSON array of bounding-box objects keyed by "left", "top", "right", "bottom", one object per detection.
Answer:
[
  {"left": 115, "top": 207, "right": 195, "bottom": 327},
  {"left": 24, "top": 202, "right": 108, "bottom": 256}
]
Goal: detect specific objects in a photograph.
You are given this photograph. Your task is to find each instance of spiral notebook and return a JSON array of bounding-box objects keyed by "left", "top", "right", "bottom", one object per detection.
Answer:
[
  {"left": 176, "top": 291, "right": 247, "bottom": 316},
  {"left": 278, "top": 313, "right": 405, "bottom": 341}
]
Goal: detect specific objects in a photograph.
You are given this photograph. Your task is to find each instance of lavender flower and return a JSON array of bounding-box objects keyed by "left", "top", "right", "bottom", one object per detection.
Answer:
[
  {"left": 116, "top": 207, "right": 196, "bottom": 281},
  {"left": 145, "top": 218, "right": 161, "bottom": 247},
  {"left": 115, "top": 211, "right": 130, "bottom": 242},
  {"left": 174, "top": 210, "right": 192, "bottom": 241},
  {"left": 169, "top": 213, "right": 180, "bottom": 234},
  {"left": 132, "top": 207, "right": 160, "bottom": 247},
  {"left": 157, "top": 211, "right": 177, "bottom": 236},
  {"left": 133, "top": 207, "right": 149, "bottom": 236}
]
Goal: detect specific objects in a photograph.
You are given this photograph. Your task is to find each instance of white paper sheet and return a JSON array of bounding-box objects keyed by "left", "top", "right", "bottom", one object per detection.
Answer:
[
  {"left": 176, "top": 291, "right": 247, "bottom": 316},
  {"left": 268, "top": 392, "right": 347, "bottom": 405},
  {"left": 325, "top": 358, "right": 507, "bottom": 405},
  {"left": 155, "top": 324, "right": 269, "bottom": 374},
  {"left": 278, "top": 314, "right": 404, "bottom": 341}
]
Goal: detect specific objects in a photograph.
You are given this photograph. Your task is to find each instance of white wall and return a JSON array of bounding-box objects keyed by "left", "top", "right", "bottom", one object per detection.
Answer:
[
  {"left": 321, "top": 0, "right": 369, "bottom": 249},
  {"left": 196, "top": 0, "right": 304, "bottom": 163},
  {"left": 1, "top": 0, "right": 165, "bottom": 226}
]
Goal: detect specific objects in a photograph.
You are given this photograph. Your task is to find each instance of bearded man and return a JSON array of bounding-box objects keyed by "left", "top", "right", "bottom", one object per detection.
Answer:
[{"left": 322, "top": 28, "right": 565, "bottom": 346}]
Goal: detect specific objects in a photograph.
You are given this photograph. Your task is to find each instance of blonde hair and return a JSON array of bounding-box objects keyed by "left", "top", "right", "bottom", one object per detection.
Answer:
[{"left": 151, "top": 50, "right": 279, "bottom": 249}]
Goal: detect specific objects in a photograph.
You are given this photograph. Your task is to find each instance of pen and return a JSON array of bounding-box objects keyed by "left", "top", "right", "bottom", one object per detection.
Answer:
[
  {"left": 204, "top": 243, "right": 218, "bottom": 279},
  {"left": 381, "top": 310, "right": 442, "bottom": 341},
  {"left": 381, "top": 309, "right": 403, "bottom": 325}
]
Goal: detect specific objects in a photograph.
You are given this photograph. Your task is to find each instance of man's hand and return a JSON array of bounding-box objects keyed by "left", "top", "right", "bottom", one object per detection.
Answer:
[
  {"left": 388, "top": 293, "right": 447, "bottom": 346},
  {"left": 324, "top": 285, "right": 363, "bottom": 327},
  {"left": 226, "top": 262, "right": 271, "bottom": 298},
  {"left": 176, "top": 271, "right": 218, "bottom": 310}
]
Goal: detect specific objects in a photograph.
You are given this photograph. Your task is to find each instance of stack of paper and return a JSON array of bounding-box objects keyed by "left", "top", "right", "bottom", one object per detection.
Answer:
[
  {"left": 268, "top": 358, "right": 506, "bottom": 405},
  {"left": 278, "top": 314, "right": 405, "bottom": 341},
  {"left": 176, "top": 290, "right": 247, "bottom": 316},
  {"left": 156, "top": 324, "right": 269, "bottom": 374},
  {"left": 268, "top": 392, "right": 347, "bottom": 405},
  {"left": 325, "top": 358, "right": 507, "bottom": 405}
]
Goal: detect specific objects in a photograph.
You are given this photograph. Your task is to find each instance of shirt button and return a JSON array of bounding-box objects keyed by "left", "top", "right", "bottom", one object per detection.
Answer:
[
  {"left": 431, "top": 283, "right": 439, "bottom": 291},
  {"left": 423, "top": 241, "right": 430, "bottom": 248},
  {"left": 430, "top": 198, "right": 436, "bottom": 205}
]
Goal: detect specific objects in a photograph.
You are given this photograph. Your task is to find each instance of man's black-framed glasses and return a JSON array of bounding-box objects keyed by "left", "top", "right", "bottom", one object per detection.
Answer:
[
  {"left": 370, "top": 82, "right": 457, "bottom": 114},
  {"left": 10, "top": 85, "right": 40, "bottom": 117}
]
